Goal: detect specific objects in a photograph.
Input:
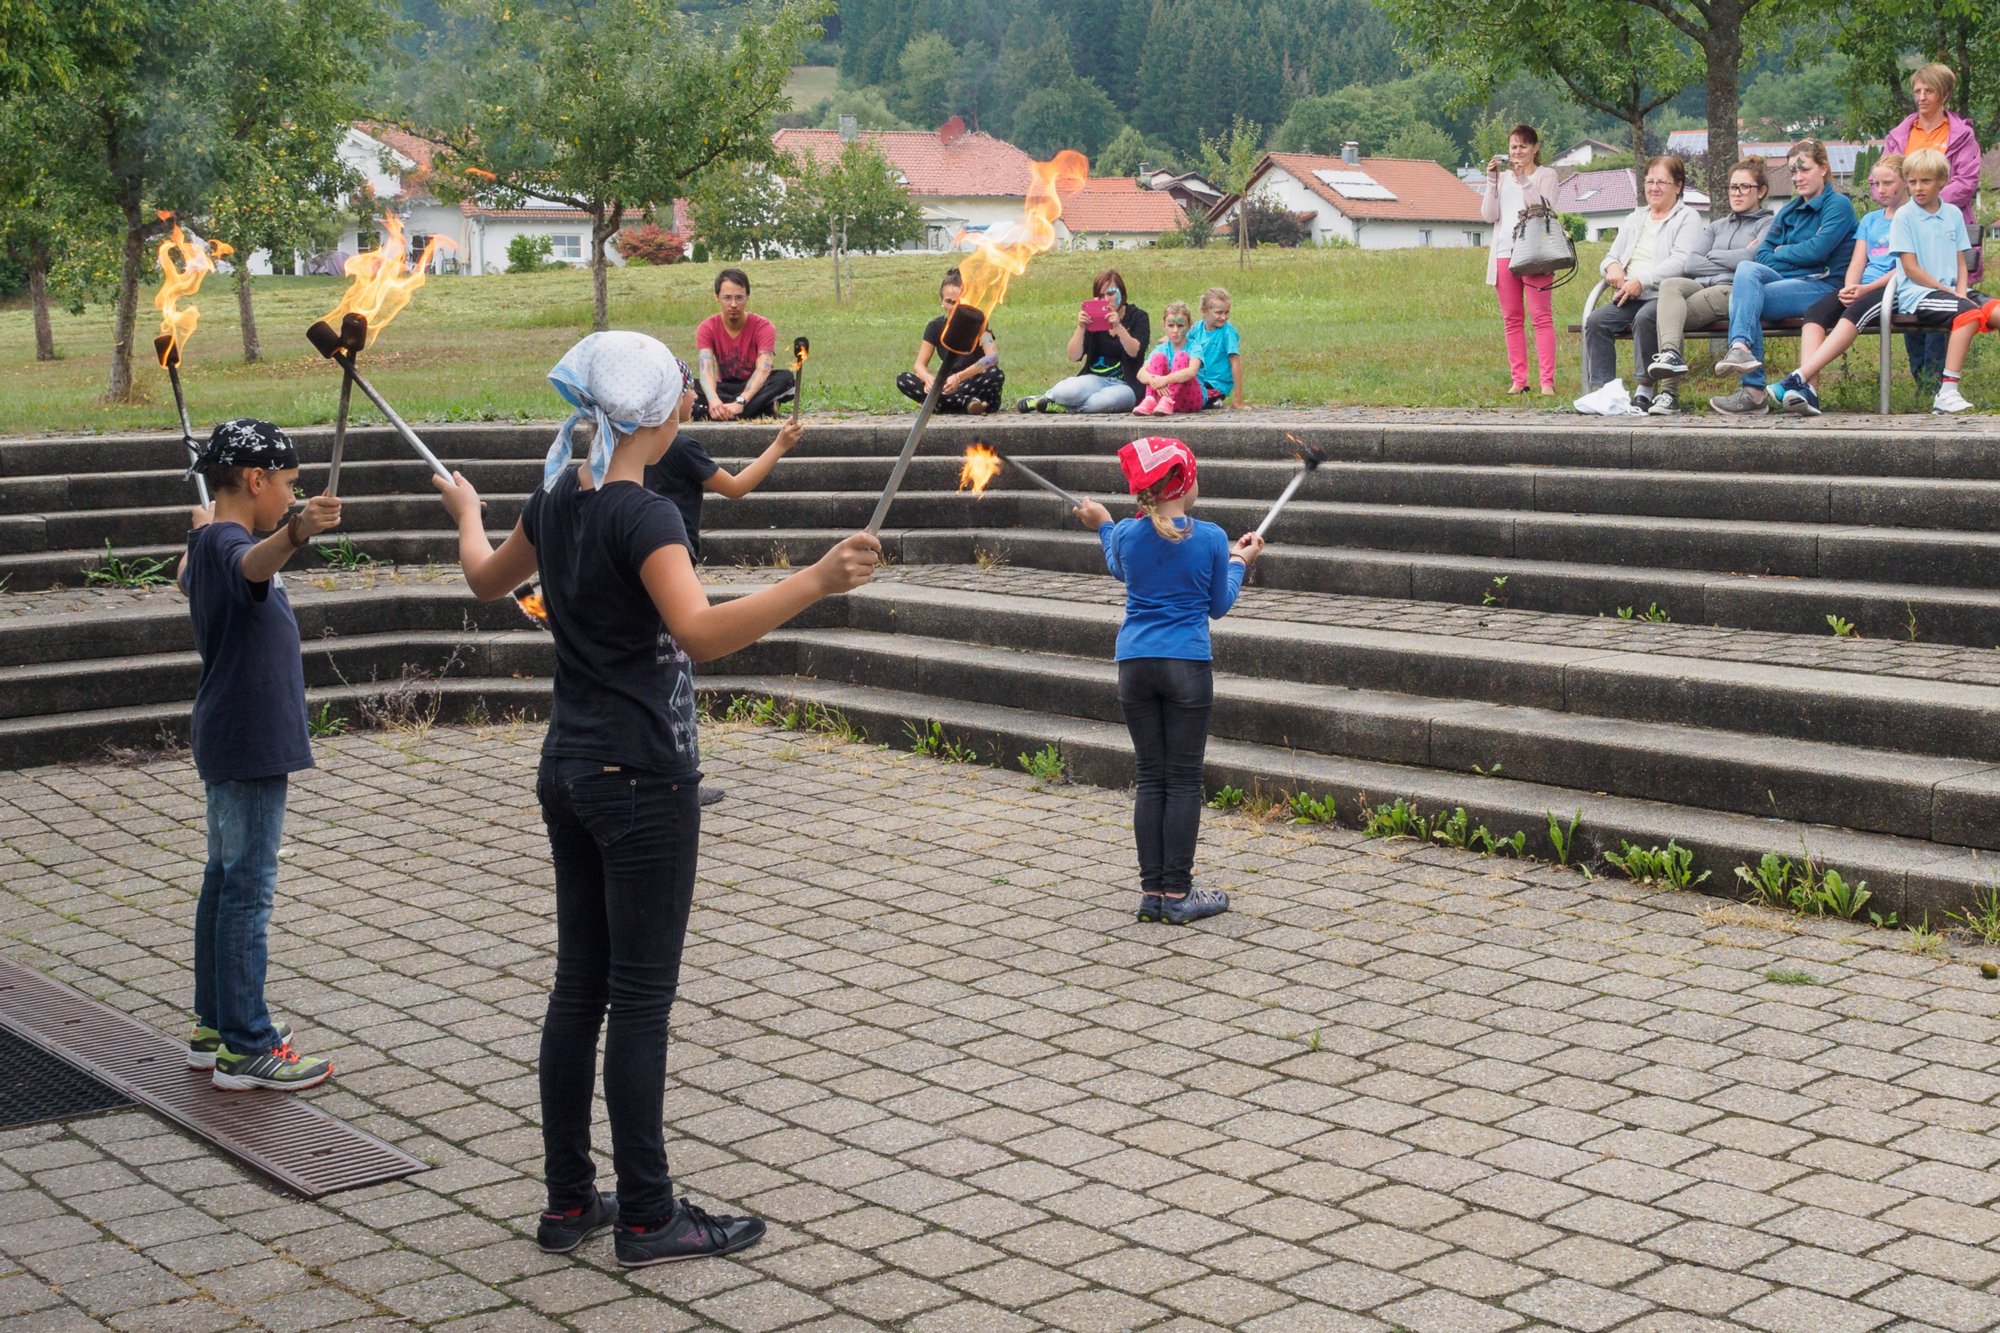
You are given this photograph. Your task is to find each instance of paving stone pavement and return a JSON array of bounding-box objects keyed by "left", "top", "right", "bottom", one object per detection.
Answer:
[{"left": 4, "top": 721, "right": 2000, "bottom": 1332}]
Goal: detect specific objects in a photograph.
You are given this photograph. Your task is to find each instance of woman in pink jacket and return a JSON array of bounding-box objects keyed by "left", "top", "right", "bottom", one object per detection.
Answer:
[
  {"left": 1482, "top": 125, "right": 1562, "bottom": 395},
  {"left": 1884, "top": 63, "right": 1984, "bottom": 383}
]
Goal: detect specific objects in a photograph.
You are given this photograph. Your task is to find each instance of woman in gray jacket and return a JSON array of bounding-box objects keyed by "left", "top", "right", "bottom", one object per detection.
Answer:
[
  {"left": 1634, "top": 158, "right": 1774, "bottom": 415},
  {"left": 1582, "top": 156, "right": 1702, "bottom": 402}
]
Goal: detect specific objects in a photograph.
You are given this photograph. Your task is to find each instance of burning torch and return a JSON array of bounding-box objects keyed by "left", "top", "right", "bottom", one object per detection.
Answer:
[
  {"left": 790, "top": 336, "right": 810, "bottom": 423},
  {"left": 867, "top": 150, "right": 1088, "bottom": 535},
  {"left": 958, "top": 443, "right": 1084, "bottom": 509},
  {"left": 305, "top": 216, "right": 456, "bottom": 494},
  {"left": 1250, "top": 435, "right": 1330, "bottom": 540},
  {"left": 151, "top": 218, "right": 233, "bottom": 507}
]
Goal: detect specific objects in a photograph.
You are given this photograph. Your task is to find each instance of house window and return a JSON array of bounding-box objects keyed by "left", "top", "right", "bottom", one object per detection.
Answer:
[
  {"left": 408, "top": 233, "right": 432, "bottom": 269},
  {"left": 1418, "top": 229, "right": 1432, "bottom": 247},
  {"left": 1464, "top": 230, "right": 1481, "bottom": 246},
  {"left": 548, "top": 234, "right": 582, "bottom": 262}
]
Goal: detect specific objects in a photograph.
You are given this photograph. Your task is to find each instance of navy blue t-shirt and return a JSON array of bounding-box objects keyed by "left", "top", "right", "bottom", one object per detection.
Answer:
[
  {"left": 642, "top": 436, "right": 719, "bottom": 560},
  {"left": 522, "top": 468, "right": 701, "bottom": 777},
  {"left": 180, "top": 523, "right": 313, "bottom": 784}
]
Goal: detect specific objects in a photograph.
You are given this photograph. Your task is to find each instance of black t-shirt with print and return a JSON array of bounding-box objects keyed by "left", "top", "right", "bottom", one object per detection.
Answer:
[
  {"left": 1082, "top": 305, "right": 1150, "bottom": 391},
  {"left": 522, "top": 468, "right": 700, "bottom": 778}
]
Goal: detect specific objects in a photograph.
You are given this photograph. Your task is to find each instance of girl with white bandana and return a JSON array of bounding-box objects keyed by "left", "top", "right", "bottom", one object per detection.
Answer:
[{"left": 431, "top": 331, "right": 879, "bottom": 1267}]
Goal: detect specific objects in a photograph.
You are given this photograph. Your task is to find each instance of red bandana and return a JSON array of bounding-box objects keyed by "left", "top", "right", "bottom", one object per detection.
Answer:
[{"left": 1118, "top": 436, "right": 1197, "bottom": 499}]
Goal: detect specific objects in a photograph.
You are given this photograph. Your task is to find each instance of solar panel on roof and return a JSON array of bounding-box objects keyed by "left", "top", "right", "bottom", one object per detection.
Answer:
[{"left": 1312, "top": 168, "right": 1397, "bottom": 201}]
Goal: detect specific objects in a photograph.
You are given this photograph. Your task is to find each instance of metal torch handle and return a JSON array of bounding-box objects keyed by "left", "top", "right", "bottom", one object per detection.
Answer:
[
  {"left": 1003, "top": 457, "right": 1084, "bottom": 509},
  {"left": 340, "top": 362, "right": 452, "bottom": 481},
  {"left": 866, "top": 372, "right": 945, "bottom": 535},
  {"left": 167, "top": 364, "right": 211, "bottom": 508},
  {"left": 326, "top": 358, "right": 356, "bottom": 497},
  {"left": 1252, "top": 470, "right": 1306, "bottom": 540}
]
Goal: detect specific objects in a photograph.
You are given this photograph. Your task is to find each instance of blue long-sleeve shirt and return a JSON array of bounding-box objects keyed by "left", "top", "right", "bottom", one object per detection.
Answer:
[
  {"left": 1099, "top": 517, "right": 1248, "bottom": 661},
  {"left": 1753, "top": 188, "right": 1857, "bottom": 281}
]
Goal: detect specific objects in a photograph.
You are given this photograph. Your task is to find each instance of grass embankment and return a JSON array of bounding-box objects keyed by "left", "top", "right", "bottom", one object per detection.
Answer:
[{"left": 0, "top": 244, "right": 1984, "bottom": 435}]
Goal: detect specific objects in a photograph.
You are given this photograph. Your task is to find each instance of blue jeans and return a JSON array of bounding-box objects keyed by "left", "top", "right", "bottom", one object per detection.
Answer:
[
  {"left": 537, "top": 757, "right": 701, "bottom": 1228},
  {"left": 1119, "top": 658, "right": 1213, "bottom": 895},
  {"left": 1046, "top": 374, "right": 1136, "bottom": 413},
  {"left": 194, "top": 776, "right": 288, "bottom": 1055},
  {"left": 1726, "top": 262, "right": 1837, "bottom": 389}
]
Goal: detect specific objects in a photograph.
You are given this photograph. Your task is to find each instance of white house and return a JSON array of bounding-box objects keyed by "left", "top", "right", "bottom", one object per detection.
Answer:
[
  {"left": 1551, "top": 138, "right": 1627, "bottom": 168},
  {"left": 773, "top": 117, "right": 1034, "bottom": 252},
  {"left": 1211, "top": 149, "right": 1489, "bottom": 250},
  {"left": 1056, "top": 178, "right": 1187, "bottom": 249}
]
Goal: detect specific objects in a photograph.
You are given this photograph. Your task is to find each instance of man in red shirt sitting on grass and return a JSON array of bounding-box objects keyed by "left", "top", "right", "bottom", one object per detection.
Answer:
[{"left": 693, "top": 268, "right": 796, "bottom": 421}]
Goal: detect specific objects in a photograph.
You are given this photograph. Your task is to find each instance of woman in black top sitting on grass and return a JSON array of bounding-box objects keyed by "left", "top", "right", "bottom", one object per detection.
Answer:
[{"left": 897, "top": 267, "right": 1004, "bottom": 414}]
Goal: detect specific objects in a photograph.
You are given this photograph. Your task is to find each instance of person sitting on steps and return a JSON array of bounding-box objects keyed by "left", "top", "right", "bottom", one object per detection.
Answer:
[
  {"left": 896, "top": 267, "right": 1004, "bottom": 414},
  {"left": 692, "top": 268, "right": 795, "bottom": 422}
]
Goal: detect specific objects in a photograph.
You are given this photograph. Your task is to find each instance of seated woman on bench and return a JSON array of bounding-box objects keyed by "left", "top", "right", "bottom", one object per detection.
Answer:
[
  {"left": 1580, "top": 155, "right": 1701, "bottom": 412},
  {"left": 1772, "top": 149, "right": 1996, "bottom": 415}
]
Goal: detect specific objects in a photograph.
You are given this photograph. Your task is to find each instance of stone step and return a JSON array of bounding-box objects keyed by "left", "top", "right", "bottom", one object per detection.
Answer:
[
  {"left": 18, "top": 419, "right": 2000, "bottom": 476},
  {"left": 725, "top": 626, "right": 2000, "bottom": 850},
  {"left": 692, "top": 672, "right": 1990, "bottom": 924}
]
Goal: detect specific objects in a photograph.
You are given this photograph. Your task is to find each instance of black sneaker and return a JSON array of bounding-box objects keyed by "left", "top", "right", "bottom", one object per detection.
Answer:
[
  {"left": 1632, "top": 387, "right": 1654, "bottom": 414},
  {"left": 1158, "top": 887, "right": 1230, "bottom": 925},
  {"left": 614, "top": 1198, "right": 765, "bottom": 1267},
  {"left": 698, "top": 784, "right": 725, "bottom": 808},
  {"left": 538, "top": 1190, "right": 616, "bottom": 1254},
  {"left": 1649, "top": 348, "right": 1688, "bottom": 377}
]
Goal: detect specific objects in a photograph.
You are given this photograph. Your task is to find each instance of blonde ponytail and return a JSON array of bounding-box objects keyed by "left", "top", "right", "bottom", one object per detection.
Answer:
[{"left": 1135, "top": 480, "right": 1189, "bottom": 541}]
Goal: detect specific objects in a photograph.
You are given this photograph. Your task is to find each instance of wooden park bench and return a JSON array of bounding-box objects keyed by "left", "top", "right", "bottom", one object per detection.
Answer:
[{"left": 1571, "top": 273, "right": 1927, "bottom": 412}]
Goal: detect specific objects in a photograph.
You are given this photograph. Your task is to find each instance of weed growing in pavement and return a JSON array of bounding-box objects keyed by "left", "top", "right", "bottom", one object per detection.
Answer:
[
  {"left": 86, "top": 541, "right": 173, "bottom": 589},
  {"left": 1304, "top": 1029, "right": 1322, "bottom": 1051},
  {"left": 1616, "top": 602, "right": 1671, "bottom": 623},
  {"left": 1948, "top": 887, "right": 2000, "bottom": 945},
  {"left": 1209, "top": 785, "right": 1247, "bottom": 811},
  {"left": 1606, "top": 839, "right": 1710, "bottom": 889},
  {"left": 1545, "top": 810, "right": 1583, "bottom": 867},
  {"left": 1243, "top": 788, "right": 1283, "bottom": 821},
  {"left": 1363, "top": 797, "right": 1430, "bottom": 841},
  {"left": 973, "top": 546, "right": 1008, "bottom": 571},
  {"left": 1826, "top": 614, "right": 1857, "bottom": 638},
  {"left": 1903, "top": 915, "right": 1945, "bottom": 956},
  {"left": 1019, "top": 742, "right": 1066, "bottom": 786},
  {"left": 1763, "top": 967, "right": 1819, "bottom": 985},
  {"left": 307, "top": 702, "right": 349, "bottom": 738},
  {"left": 1905, "top": 602, "right": 1920, "bottom": 642},
  {"left": 316, "top": 536, "right": 375, "bottom": 571},
  {"left": 905, "top": 719, "right": 977, "bottom": 763},
  {"left": 1470, "top": 824, "right": 1529, "bottom": 857},
  {"left": 724, "top": 694, "right": 778, "bottom": 724},
  {"left": 1430, "top": 806, "right": 1471, "bottom": 849},
  {"left": 1287, "top": 791, "right": 1337, "bottom": 824},
  {"left": 1733, "top": 851, "right": 1873, "bottom": 920},
  {"left": 1481, "top": 575, "right": 1509, "bottom": 608},
  {"left": 1472, "top": 762, "right": 1504, "bottom": 777}
]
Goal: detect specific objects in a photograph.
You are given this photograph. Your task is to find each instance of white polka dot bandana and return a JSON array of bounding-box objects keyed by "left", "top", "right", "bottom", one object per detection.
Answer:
[{"left": 543, "top": 331, "right": 688, "bottom": 491}]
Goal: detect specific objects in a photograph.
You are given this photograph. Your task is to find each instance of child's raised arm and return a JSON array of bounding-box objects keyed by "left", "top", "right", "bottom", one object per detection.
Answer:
[
  {"left": 433, "top": 472, "right": 537, "bottom": 601},
  {"left": 706, "top": 418, "right": 801, "bottom": 499},
  {"left": 640, "top": 532, "right": 877, "bottom": 662}
]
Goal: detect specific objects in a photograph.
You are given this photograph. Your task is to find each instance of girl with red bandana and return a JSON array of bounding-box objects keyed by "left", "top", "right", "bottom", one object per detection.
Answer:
[{"left": 1074, "top": 438, "right": 1263, "bottom": 925}]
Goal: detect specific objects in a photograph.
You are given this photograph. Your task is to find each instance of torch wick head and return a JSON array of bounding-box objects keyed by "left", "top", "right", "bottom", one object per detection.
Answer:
[
  {"left": 1298, "top": 444, "right": 1328, "bottom": 471},
  {"left": 154, "top": 334, "right": 179, "bottom": 370},
  {"left": 306, "top": 320, "right": 342, "bottom": 359}
]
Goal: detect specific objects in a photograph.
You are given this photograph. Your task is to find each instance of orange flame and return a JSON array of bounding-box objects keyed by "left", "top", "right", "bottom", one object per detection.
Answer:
[
  {"left": 956, "top": 150, "right": 1089, "bottom": 317},
  {"left": 959, "top": 444, "right": 1003, "bottom": 495},
  {"left": 152, "top": 221, "right": 234, "bottom": 365},
  {"left": 514, "top": 585, "right": 547, "bottom": 625},
  {"left": 321, "top": 214, "right": 455, "bottom": 348}
]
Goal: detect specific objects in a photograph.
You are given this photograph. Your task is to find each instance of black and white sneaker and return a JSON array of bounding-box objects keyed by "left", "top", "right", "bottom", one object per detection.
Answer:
[
  {"left": 1648, "top": 349, "right": 1688, "bottom": 377},
  {"left": 615, "top": 1197, "right": 766, "bottom": 1267},
  {"left": 538, "top": 1190, "right": 616, "bottom": 1254},
  {"left": 1647, "top": 389, "right": 1679, "bottom": 416}
]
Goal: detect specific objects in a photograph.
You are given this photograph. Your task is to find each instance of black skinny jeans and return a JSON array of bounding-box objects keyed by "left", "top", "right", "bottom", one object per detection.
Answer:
[
  {"left": 1118, "top": 658, "right": 1214, "bottom": 895},
  {"left": 536, "top": 757, "right": 701, "bottom": 1227}
]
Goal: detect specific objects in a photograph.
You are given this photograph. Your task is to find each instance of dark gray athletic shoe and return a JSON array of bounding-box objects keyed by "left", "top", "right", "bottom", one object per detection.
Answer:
[
  {"left": 1136, "top": 893, "right": 1164, "bottom": 923},
  {"left": 615, "top": 1198, "right": 765, "bottom": 1266},
  {"left": 698, "top": 785, "right": 725, "bottom": 808},
  {"left": 538, "top": 1190, "right": 616, "bottom": 1254},
  {"left": 1158, "top": 887, "right": 1230, "bottom": 925}
]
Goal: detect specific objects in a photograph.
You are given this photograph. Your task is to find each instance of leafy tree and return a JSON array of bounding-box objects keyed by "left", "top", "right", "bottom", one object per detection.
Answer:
[
  {"left": 506, "top": 234, "right": 557, "bottom": 273},
  {"left": 894, "top": 32, "right": 959, "bottom": 126},
  {"left": 1201, "top": 116, "right": 1265, "bottom": 269},
  {"left": 1740, "top": 57, "right": 1849, "bottom": 138},
  {"left": 780, "top": 141, "right": 924, "bottom": 263},
  {"left": 686, "top": 164, "right": 788, "bottom": 262},
  {"left": 1381, "top": 0, "right": 1799, "bottom": 196},
  {"left": 1012, "top": 77, "right": 1126, "bottom": 161},
  {"left": 1243, "top": 193, "right": 1307, "bottom": 247},
  {"left": 1095, "top": 126, "right": 1179, "bottom": 178},
  {"left": 1277, "top": 89, "right": 1417, "bottom": 157},
  {"left": 412, "top": 0, "right": 825, "bottom": 330},
  {"left": 1385, "top": 122, "right": 1462, "bottom": 169},
  {"left": 617, "top": 223, "right": 687, "bottom": 266},
  {"left": 813, "top": 85, "right": 916, "bottom": 132}
]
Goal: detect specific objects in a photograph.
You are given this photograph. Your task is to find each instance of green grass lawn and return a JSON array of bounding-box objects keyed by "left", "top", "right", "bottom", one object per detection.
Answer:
[
  {"left": 783, "top": 64, "right": 841, "bottom": 109},
  {"left": 0, "top": 244, "right": 1987, "bottom": 435}
]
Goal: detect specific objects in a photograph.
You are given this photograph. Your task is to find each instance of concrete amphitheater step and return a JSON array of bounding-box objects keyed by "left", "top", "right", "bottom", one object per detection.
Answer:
[
  {"left": 722, "top": 626, "right": 2000, "bottom": 851},
  {"left": 690, "top": 672, "right": 1993, "bottom": 925}
]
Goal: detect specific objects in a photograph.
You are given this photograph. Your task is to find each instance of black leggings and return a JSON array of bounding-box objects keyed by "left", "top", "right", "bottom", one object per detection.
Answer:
[
  {"left": 693, "top": 370, "right": 796, "bottom": 420},
  {"left": 1118, "top": 658, "right": 1213, "bottom": 895},
  {"left": 897, "top": 367, "right": 1006, "bottom": 413}
]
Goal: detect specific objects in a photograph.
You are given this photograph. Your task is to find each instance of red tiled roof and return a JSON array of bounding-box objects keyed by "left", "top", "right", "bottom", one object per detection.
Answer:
[
  {"left": 773, "top": 127, "right": 1033, "bottom": 197},
  {"left": 1060, "top": 178, "right": 1185, "bottom": 234},
  {"left": 461, "top": 206, "right": 593, "bottom": 221},
  {"left": 1555, "top": 167, "right": 1639, "bottom": 214},
  {"left": 356, "top": 123, "right": 437, "bottom": 203},
  {"left": 1254, "top": 152, "right": 1485, "bottom": 223}
]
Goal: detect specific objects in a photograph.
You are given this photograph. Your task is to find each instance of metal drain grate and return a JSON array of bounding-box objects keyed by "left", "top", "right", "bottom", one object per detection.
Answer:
[
  {"left": 0, "top": 1025, "right": 134, "bottom": 1128},
  {"left": 0, "top": 957, "right": 428, "bottom": 1198}
]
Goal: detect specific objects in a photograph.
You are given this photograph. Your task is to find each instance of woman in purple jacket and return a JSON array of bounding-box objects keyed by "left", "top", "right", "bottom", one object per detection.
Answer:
[{"left": 1885, "top": 63, "right": 1984, "bottom": 384}]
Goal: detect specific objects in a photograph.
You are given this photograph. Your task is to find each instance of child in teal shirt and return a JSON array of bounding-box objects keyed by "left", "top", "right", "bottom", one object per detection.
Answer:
[{"left": 1189, "top": 287, "right": 1243, "bottom": 408}]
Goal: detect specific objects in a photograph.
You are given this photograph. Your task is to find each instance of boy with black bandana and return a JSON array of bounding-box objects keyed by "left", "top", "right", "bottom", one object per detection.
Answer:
[{"left": 178, "top": 419, "right": 343, "bottom": 1091}]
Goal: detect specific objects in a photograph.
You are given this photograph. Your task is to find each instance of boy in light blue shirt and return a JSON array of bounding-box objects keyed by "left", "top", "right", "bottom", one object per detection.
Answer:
[
  {"left": 1887, "top": 148, "right": 1996, "bottom": 414},
  {"left": 1188, "top": 287, "right": 1243, "bottom": 408}
]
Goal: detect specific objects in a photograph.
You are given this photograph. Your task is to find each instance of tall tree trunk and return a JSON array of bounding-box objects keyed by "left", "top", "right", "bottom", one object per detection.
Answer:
[
  {"left": 234, "top": 263, "right": 260, "bottom": 364},
  {"left": 1628, "top": 117, "right": 1647, "bottom": 169},
  {"left": 27, "top": 250, "right": 54, "bottom": 362},
  {"left": 590, "top": 203, "right": 623, "bottom": 333},
  {"left": 1702, "top": 15, "right": 1744, "bottom": 202},
  {"left": 106, "top": 194, "right": 146, "bottom": 402},
  {"left": 1238, "top": 207, "right": 1247, "bottom": 269}
]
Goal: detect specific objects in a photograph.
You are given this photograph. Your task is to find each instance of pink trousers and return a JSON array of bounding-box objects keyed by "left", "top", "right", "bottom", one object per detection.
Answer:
[
  {"left": 1141, "top": 351, "right": 1206, "bottom": 413},
  {"left": 1495, "top": 266, "right": 1556, "bottom": 390}
]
